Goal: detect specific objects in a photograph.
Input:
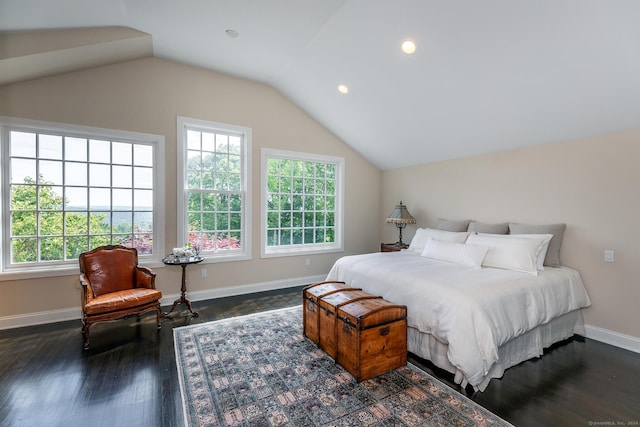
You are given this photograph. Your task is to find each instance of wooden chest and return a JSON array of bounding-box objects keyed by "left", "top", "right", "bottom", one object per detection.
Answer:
[
  {"left": 337, "top": 298, "right": 407, "bottom": 381},
  {"left": 302, "top": 281, "right": 352, "bottom": 344},
  {"left": 318, "top": 290, "right": 380, "bottom": 358}
]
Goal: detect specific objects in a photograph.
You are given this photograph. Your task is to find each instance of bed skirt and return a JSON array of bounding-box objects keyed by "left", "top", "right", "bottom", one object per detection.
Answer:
[{"left": 407, "top": 309, "right": 586, "bottom": 392}]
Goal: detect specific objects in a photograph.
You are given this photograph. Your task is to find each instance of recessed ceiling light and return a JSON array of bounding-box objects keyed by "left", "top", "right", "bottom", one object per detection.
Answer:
[
  {"left": 225, "top": 29, "right": 239, "bottom": 38},
  {"left": 337, "top": 84, "right": 349, "bottom": 94},
  {"left": 401, "top": 39, "right": 416, "bottom": 55}
]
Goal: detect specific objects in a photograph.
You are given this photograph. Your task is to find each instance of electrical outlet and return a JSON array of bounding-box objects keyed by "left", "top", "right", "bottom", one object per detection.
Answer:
[
  {"left": 201, "top": 268, "right": 207, "bottom": 278},
  {"left": 604, "top": 250, "right": 614, "bottom": 262},
  {"left": 305, "top": 258, "right": 311, "bottom": 266}
]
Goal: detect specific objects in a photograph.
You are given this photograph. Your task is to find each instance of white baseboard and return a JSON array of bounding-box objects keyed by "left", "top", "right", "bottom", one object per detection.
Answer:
[
  {"left": 0, "top": 274, "right": 325, "bottom": 331},
  {"left": 0, "top": 307, "right": 82, "bottom": 331},
  {"left": 585, "top": 324, "right": 640, "bottom": 354},
  {"left": 159, "top": 274, "right": 326, "bottom": 306}
]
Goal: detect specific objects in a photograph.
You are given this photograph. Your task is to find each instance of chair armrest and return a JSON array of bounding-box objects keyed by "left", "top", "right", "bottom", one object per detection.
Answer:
[
  {"left": 135, "top": 266, "right": 157, "bottom": 289},
  {"left": 79, "top": 273, "right": 95, "bottom": 305}
]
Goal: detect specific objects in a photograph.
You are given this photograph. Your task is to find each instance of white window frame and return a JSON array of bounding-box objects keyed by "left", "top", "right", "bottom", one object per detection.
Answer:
[
  {"left": 176, "top": 116, "right": 251, "bottom": 263},
  {"left": 261, "top": 148, "right": 344, "bottom": 258},
  {"left": 0, "top": 116, "right": 165, "bottom": 281}
]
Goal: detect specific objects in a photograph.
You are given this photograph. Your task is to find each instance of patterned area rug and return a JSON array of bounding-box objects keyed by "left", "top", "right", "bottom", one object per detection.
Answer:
[{"left": 174, "top": 306, "right": 512, "bottom": 427}]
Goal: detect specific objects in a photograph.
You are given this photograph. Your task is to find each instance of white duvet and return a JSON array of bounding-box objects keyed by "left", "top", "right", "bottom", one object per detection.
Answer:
[{"left": 326, "top": 251, "right": 591, "bottom": 388}]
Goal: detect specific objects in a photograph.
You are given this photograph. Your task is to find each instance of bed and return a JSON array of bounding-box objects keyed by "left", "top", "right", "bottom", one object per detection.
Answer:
[{"left": 326, "top": 225, "right": 592, "bottom": 391}]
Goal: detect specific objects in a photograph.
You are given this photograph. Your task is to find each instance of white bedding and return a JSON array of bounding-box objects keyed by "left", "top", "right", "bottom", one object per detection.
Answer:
[{"left": 326, "top": 250, "right": 591, "bottom": 389}]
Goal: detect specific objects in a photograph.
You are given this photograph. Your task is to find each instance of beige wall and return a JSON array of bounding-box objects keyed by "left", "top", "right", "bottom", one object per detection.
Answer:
[
  {"left": 382, "top": 130, "right": 640, "bottom": 339},
  {"left": 0, "top": 57, "right": 382, "bottom": 320}
]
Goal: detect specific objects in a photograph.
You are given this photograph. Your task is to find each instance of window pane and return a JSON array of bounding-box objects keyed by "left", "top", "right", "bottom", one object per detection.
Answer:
[
  {"left": 202, "top": 193, "right": 215, "bottom": 211},
  {"left": 90, "top": 164, "right": 111, "bottom": 187},
  {"left": 39, "top": 160, "right": 63, "bottom": 185},
  {"left": 11, "top": 158, "right": 36, "bottom": 184},
  {"left": 11, "top": 211, "right": 37, "bottom": 236},
  {"left": 11, "top": 185, "right": 37, "bottom": 210},
  {"left": 12, "top": 238, "right": 37, "bottom": 263},
  {"left": 112, "top": 212, "right": 132, "bottom": 233},
  {"left": 187, "top": 170, "right": 201, "bottom": 189},
  {"left": 90, "top": 212, "right": 111, "bottom": 234},
  {"left": 65, "top": 236, "right": 88, "bottom": 259},
  {"left": 65, "top": 162, "right": 87, "bottom": 186},
  {"left": 228, "top": 136, "right": 241, "bottom": 154},
  {"left": 112, "top": 165, "right": 132, "bottom": 188},
  {"left": 65, "top": 187, "right": 88, "bottom": 210},
  {"left": 188, "top": 212, "right": 202, "bottom": 230},
  {"left": 65, "top": 137, "right": 87, "bottom": 161},
  {"left": 39, "top": 134, "right": 63, "bottom": 159},
  {"left": 65, "top": 212, "right": 88, "bottom": 235},
  {"left": 134, "top": 189, "right": 153, "bottom": 210},
  {"left": 40, "top": 212, "right": 63, "bottom": 235},
  {"left": 216, "top": 134, "right": 229, "bottom": 153},
  {"left": 112, "top": 189, "right": 132, "bottom": 210},
  {"left": 89, "top": 139, "right": 111, "bottom": 163},
  {"left": 134, "top": 212, "right": 153, "bottom": 232},
  {"left": 39, "top": 186, "right": 63, "bottom": 210},
  {"left": 134, "top": 167, "right": 153, "bottom": 189},
  {"left": 133, "top": 234, "right": 153, "bottom": 254},
  {"left": 202, "top": 213, "right": 215, "bottom": 231},
  {"left": 90, "top": 235, "right": 111, "bottom": 248},
  {"left": 202, "top": 133, "right": 215, "bottom": 152},
  {"left": 90, "top": 188, "right": 111, "bottom": 210},
  {"left": 187, "top": 130, "right": 200, "bottom": 150},
  {"left": 40, "top": 237, "right": 64, "bottom": 261},
  {"left": 216, "top": 213, "right": 228, "bottom": 230},
  {"left": 112, "top": 142, "right": 132, "bottom": 164},
  {"left": 10, "top": 131, "right": 36, "bottom": 157},
  {"left": 133, "top": 144, "right": 153, "bottom": 166}
]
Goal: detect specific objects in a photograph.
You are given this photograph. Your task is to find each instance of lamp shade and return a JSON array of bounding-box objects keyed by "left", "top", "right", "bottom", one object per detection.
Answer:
[{"left": 385, "top": 201, "right": 416, "bottom": 225}]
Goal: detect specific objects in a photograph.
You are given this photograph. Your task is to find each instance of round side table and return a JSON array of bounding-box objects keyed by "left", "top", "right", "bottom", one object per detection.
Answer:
[{"left": 162, "top": 256, "right": 204, "bottom": 317}]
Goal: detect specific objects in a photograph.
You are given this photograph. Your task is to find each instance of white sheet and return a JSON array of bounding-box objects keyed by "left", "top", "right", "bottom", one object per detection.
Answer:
[{"left": 326, "top": 251, "right": 591, "bottom": 389}]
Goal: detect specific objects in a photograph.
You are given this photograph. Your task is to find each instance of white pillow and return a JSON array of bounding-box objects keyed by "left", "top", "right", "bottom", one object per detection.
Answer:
[
  {"left": 466, "top": 233, "right": 551, "bottom": 274},
  {"left": 421, "top": 238, "right": 489, "bottom": 268},
  {"left": 407, "top": 228, "right": 470, "bottom": 253},
  {"left": 508, "top": 233, "right": 553, "bottom": 270}
]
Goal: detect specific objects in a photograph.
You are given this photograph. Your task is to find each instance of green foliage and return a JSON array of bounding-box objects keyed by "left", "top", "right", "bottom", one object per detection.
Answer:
[{"left": 9, "top": 176, "right": 136, "bottom": 263}]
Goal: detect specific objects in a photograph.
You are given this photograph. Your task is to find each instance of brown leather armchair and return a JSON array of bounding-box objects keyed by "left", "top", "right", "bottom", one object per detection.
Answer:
[{"left": 79, "top": 245, "right": 162, "bottom": 350}]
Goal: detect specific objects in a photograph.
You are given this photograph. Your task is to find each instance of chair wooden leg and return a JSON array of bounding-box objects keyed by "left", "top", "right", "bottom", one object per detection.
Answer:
[
  {"left": 83, "top": 323, "right": 92, "bottom": 350},
  {"left": 156, "top": 307, "right": 162, "bottom": 330}
]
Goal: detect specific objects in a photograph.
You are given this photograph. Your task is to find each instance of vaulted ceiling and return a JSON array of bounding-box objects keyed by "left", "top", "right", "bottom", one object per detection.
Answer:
[{"left": 1, "top": 0, "right": 639, "bottom": 170}]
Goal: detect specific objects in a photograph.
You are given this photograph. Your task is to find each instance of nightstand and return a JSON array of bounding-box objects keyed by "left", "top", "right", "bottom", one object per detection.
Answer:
[{"left": 380, "top": 243, "right": 408, "bottom": 252}]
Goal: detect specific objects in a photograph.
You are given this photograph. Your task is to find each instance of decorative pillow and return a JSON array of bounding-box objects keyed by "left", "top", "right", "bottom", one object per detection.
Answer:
[
  {"left": 421, "top": 238, "right": 489, "bottom": 268},
  {"left": 407, "top": 228, "right": 470, "bottom": 253},
  {"left": 509, "top": 223, "right": 566, "bottom": 267},
  {"left": 509, "top": 233, "right": 553, "bottom": 270},
  {"left": 467, "top": 221, "right": 509, "bottom": 234},
  {"left": 466, "top": 233, "right": 551, "bottom": 274},
  {"left": 435, "top": 218, "right": 471, "bottom": 232}
]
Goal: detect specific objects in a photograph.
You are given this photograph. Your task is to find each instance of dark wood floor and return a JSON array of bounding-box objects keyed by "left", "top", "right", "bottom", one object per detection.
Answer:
[{"left": 1, "top": 286, "right": 639, "bottom": 427}]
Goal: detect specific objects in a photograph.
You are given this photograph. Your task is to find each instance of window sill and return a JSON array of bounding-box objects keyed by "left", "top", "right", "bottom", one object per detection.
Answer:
[
  {"left": 261, "top": 245, "right": 343, "bottom": 259},
  {"left": 0, "top": 257, "right": 165, "bottom": 282}
]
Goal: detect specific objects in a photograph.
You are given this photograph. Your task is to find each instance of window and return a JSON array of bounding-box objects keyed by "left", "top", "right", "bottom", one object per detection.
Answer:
[
  {"left": 261, "top": 148, "right": 344, "bottom": 257},
  {"left": 177, "top": 117, "right": 251, "bottom": 262},
  {"left": 0, "top": 116, "right": 165, "bottom": 276}
]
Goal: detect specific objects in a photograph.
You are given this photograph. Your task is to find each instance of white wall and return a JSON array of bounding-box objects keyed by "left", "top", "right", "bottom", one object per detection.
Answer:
[{"left": 0, "top": 57, "right": 382, "bottom": 324}]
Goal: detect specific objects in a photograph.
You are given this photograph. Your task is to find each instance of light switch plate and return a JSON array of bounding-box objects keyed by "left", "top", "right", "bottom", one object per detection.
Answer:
[{"left": 604, "top": 250, "right": 614, "bottom": 262}]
